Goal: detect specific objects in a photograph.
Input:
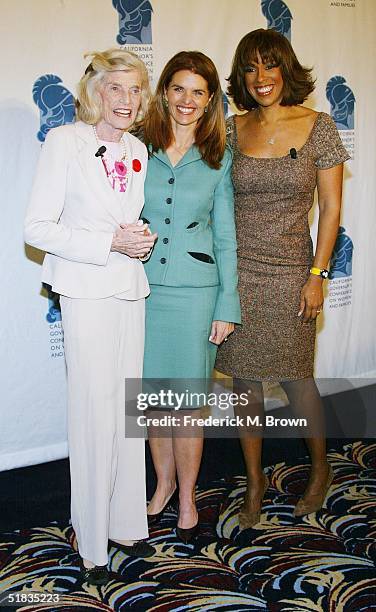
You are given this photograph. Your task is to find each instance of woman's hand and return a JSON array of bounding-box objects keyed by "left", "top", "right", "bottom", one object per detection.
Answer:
[
  {"left": 298, "top": 275, "right": 324, "bottom": 322},
  {"left": 209, "top": 320, "right": 235, "bottom": 345},
  {"left": 111, "top": 222, "right": 157, "bottom": 258},
  {"left": 298, "top": 162, "right": 343, "bottom": 323}
]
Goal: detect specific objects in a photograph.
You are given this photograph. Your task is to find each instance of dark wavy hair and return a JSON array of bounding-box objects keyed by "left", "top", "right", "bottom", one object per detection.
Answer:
[
  {"left": 227, "top": 29, "right": 315, "bottom": 111},
  {"left": 143, "top": 51, "right": 226, "bottom": 169}
]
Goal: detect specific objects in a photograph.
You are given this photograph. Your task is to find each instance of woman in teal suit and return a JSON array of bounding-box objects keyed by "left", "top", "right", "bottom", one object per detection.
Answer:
[{"left": 141, "top": 51, "right": 240, "bottom": 543}]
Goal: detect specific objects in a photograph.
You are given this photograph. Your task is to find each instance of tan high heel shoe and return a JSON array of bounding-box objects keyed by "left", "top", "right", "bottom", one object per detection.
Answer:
[
  {"left": 238, "top": 473, "right": 270, "bottom": 530},
  {"left": 294, "top": 465, "right": 334, "bottom": 517}
]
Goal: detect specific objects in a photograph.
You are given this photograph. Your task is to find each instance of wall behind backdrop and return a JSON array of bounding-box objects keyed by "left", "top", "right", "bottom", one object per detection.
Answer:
[{"left": 1, "top": 0, "right": 375, "bottom": 471}]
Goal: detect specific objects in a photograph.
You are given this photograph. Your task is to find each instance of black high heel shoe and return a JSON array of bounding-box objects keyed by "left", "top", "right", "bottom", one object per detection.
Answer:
[
  {"left": 175, "top": 504, "right": 200, "bottom": 544},
  {"left": 78, "top": 557, "right": 109, "bottom": 586},
  {"left": 147, "top": 488, "right": 178, "bottom": 527},
  {"left": 176, "top": 521, "right": 199, "bottom": 544}
]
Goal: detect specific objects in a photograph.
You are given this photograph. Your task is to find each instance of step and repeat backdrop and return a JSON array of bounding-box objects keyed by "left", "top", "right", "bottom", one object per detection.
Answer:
[{"left": 1, "top": 0, "right": 375, "bottom": 470}]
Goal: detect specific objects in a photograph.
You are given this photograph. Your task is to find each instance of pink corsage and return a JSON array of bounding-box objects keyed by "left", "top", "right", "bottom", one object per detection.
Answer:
[
  {"left": 115, "top": 161, "right": 127, "bottom": 176},
  {"left": 132, "top": 159, "right": 142, "bottom": 172}
]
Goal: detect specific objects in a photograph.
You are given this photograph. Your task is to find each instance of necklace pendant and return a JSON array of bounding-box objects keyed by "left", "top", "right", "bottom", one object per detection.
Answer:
[{"left": 268, "top": 138, "right": 275, "bottom": 145}]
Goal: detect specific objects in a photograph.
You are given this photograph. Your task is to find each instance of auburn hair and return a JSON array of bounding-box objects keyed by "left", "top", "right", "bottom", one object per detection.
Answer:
[
  {"left": 227, "top": 29, "right": 315, "bottom": 110},
  {"left": 143, "top": 51, "right": 226, "bottom": 169}
]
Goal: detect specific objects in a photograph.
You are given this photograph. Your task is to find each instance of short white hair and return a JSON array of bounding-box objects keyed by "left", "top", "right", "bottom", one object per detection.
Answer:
[{"left": 76, "top": 48, "right": 151, "bottom": 126}]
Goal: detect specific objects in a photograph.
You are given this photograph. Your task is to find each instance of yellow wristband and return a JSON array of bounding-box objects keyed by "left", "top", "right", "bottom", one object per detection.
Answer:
[{"left": 310, "top": 267, "right": 329, "bottom": 279}]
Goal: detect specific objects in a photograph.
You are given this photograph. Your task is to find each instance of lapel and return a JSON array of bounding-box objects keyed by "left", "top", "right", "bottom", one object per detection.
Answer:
[
  {"left": 74, "top": 121, "right": 126, "bottom": 223},
  {"left": 152, "top": 145, "right": 202, "bottom": 170}
]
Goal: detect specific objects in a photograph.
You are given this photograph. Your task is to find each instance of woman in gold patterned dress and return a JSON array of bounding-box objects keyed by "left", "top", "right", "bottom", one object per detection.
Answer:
[{"left": 216, "top": 29, "right": 350, "bottom": 529}]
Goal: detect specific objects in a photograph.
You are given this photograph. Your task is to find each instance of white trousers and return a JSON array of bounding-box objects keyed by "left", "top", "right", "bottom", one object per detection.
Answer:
[{"left": 60, "top": 296, "right": 148, "bottom": 566}]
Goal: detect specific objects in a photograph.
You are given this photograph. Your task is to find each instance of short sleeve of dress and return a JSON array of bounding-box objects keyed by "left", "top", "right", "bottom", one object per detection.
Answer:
[
  {"left": 225, "top": 115, "right": 236, "bottom": 148},
  {"left": 314, "top": 112, "right": 351, "bottom": 169}
]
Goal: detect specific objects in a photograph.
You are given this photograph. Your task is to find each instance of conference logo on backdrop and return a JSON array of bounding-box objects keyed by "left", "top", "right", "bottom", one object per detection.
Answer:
[
  {"left": 113, "top": 0, "right": 154, "bottom": 79},
  {"left": 46, "top": 290, "right": 62, "bottom": 324},
  {"left": 261, "top": 0, "right": 293, "bottom": 41},
  {"left": 32, "top": 75, "right": 75, "bottom": 143},
  {"left": 32, "top": 76, "right": 73, "bottom": 357},
  {"left": 326, "top": 76, "right": 355, "bottom": 159},
  {"left": 45, "top": 288, "right": 64, "bottom": 358},
  {"left": 43, "top": 283, "right": 64, "bottom": 360},
  {"left": 328, "top": 226, "right": 353, "bottom": 310}
]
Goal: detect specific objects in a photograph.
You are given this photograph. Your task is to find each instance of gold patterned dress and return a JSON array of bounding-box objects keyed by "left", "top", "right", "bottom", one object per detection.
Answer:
[{"left": 215, "top": 112, "right": 350, "bottom": 381}]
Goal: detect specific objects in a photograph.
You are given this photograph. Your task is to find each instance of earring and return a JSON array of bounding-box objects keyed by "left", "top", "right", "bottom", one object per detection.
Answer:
[
  {"left": 163, "top": 97, "right": 168, "bottom": 108},
  {"left": 204, "top": 106, "right": 208, "bottom": 113}
]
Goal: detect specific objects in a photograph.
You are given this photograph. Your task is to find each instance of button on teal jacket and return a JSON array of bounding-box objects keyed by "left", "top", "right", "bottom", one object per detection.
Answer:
[{"left": 142, "top": 145, "right": 241, "bottom": 324}]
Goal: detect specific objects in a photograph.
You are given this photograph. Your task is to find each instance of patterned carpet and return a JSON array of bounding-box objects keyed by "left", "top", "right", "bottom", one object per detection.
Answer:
[{"left": 0, "top": 441, "right": 375, "bottom": 611}]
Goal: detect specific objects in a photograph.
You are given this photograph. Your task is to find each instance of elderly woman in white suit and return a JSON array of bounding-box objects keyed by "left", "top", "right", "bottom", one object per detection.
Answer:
[{"left": 24, "top": 48, "right": 157, "bottom": 585}]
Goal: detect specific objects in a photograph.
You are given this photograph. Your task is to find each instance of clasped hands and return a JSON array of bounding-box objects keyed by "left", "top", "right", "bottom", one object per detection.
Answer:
[{"left": 111, "top": 220, "right": 157, "bottom": 259}]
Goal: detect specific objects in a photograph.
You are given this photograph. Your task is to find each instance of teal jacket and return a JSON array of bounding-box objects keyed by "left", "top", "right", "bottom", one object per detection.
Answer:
[{"left": 142, "top": 145, "right": 241, "bottom": 324}]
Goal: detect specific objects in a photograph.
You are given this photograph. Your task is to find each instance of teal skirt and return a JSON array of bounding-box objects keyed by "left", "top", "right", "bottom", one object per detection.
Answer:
[{"left": 143, "top": 285, "right": 218, "bottom": 379}]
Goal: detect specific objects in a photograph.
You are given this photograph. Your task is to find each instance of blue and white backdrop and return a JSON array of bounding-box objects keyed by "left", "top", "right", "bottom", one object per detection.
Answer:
[{"left": 1, "top": 0, "right": 375, "bottom": 470}]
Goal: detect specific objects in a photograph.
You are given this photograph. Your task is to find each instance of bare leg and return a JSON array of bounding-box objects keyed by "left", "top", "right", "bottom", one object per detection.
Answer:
[
  {"left": 234, "top": 381, "right": 267, "bottom": 523},
  {"left": 147, "top": 413, "right": 176, "bottom": 515},
  {"left": 281, "top": 378, "right": 331, "bottom": 513},
  {"left": 173, "top": 411, "right": 203, "bottom": 529}
]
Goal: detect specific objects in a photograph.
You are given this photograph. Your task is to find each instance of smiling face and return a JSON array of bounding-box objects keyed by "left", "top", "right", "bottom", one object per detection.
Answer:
[
  {"left": 164, "top": 70, "right": 211, "bottom": 129},
  {"left": 244, "top": 51, "right": 284, "bottom": 108},
  {"left": 96, "top": 69, "right": 142, "bottom": 141}
]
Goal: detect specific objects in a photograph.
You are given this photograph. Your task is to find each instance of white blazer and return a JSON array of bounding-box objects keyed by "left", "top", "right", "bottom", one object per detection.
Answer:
[{"left": 24, "top": 121, "right": 150, "bottom": 299}]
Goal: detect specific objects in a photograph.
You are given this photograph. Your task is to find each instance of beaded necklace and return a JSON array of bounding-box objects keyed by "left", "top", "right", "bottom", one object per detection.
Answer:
[{"left": 93, "top": 125, "right": 129, "bottom": 192}]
